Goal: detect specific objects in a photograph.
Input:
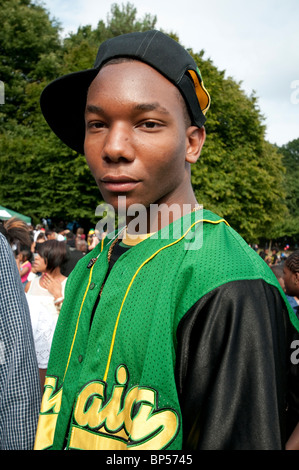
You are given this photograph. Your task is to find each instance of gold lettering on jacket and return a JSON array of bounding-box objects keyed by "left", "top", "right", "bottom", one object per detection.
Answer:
[
  {"left": 34, "top": 377, "right": 63, "bottom": 450},
  {"left": 70, "top": 365, "right": 179, "bottom": 450}
]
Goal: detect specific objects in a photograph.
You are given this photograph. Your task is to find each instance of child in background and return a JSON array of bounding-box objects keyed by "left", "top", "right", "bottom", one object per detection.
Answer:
[{"left": 17, "top": 247, "right": 32, "bottom": 288}]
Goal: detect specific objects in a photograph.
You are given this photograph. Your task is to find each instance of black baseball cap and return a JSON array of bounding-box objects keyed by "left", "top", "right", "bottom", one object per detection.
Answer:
[{"left": 40, "top": 30, "right": 210, "bottom": 154}]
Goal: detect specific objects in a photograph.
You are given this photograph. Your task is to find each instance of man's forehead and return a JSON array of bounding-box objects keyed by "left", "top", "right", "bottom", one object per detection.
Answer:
[
  {"left": 93, "top": 58, "right": 169, "bottom": 82},
  {"left": 87, "top": 60, "right": 190, "bottom": 125}
]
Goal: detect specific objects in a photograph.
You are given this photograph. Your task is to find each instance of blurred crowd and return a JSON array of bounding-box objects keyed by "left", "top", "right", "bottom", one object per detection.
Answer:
[
  {"left": 251, "top": 243, "right": 299, "bottom": 316},
  {"left": 0, "top": 217, "right": 104, "bottom": 389},
  {"left": 8, "top": 218, "right": 103, "bottom": 281}
]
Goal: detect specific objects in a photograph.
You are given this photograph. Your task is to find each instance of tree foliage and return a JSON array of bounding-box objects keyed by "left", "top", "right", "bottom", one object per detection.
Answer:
[
  {"left": 0, "top": 0, "right": 297, "bottom": 242},
  {"left": 277, "top": 138, "right": 299, "bottom": 240},
  {"left": 0, "top": 0, "right": 61, "bottom": 127},
  {"left": 185, "top": 50, "right": 288, "bottom": 241}
]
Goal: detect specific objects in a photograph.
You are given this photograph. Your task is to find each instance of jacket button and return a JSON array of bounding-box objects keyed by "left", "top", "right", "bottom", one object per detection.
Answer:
[
  {"left": 78, "top": 355, "right": 83, "bottom": 363},
  {"left": 89, "top": 282, "right": 95, "bottom": 290}
]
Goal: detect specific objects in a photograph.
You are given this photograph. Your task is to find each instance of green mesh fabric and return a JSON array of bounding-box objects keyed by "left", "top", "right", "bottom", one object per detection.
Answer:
[{"left": 34, "top": 209, "right": 298, "bottom": 450}]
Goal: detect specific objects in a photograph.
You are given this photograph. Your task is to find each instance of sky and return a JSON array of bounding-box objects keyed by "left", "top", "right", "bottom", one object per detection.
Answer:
[{"left": 41, "top": 0, "right": 299, "bottom": 147}]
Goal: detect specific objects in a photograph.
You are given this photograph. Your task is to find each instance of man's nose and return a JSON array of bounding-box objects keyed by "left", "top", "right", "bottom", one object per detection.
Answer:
[{"left": 102, "top": 123, "right": 135, "bottom": 163}]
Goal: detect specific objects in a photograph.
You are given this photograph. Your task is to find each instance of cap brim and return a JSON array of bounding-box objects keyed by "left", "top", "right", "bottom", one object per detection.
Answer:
[{"left": 40, "top": 69, "right": 98, "bottom": 154}]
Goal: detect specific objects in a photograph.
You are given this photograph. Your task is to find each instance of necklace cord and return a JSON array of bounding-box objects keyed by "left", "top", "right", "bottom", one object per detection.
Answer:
[{"left": 62, "top": 217, "right": 228, "bottom": 383}]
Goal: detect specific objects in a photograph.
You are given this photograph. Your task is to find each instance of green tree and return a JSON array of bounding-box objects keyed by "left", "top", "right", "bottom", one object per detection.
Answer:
[
  {"left": 62, "top": 2, "right": 157, "bottom": 74},
  {"left": 0, "top": 1, "right": 290, "bottom": 240},
  {"left": 0, "top": 0, "right": 61, "bottom": 128},
  {"left": 189, "top": 51, "right": 287, "bottom": 242},
  {"left": 105, "top": 2, "right": 156, "bottom": 36},
  {"left": 278, "top": 139, "right": 299, "bottom": 241}
]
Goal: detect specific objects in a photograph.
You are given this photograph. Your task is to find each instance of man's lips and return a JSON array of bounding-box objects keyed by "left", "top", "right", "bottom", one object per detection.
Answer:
[{"left": 100, "top": 176, "right": 140, "bottom": 192}]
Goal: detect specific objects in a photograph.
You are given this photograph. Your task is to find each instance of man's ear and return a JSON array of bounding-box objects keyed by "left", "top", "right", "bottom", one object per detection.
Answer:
[{"left": 185, "top": 126, "right": 206, "bottom": 164}]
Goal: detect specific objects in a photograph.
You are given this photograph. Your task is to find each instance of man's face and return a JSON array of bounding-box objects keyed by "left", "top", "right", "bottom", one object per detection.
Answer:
[
  {"left": 84, "top": 60, "right": 204, "bottom": 213},
  {"left": 283, "top": 265, "right": 299, "bottom": 296}
]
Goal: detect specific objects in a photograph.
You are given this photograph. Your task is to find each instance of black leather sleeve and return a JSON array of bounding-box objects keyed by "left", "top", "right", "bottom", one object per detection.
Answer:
[{"left": 175, "top": 279, "right": 296, "bottom": 450}]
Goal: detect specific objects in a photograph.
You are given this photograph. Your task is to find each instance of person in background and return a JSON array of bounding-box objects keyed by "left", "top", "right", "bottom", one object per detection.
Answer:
[
  {"left": 0, "top": 226, "right": 41, "bottom": 449},
  {"left": 76, "top": 227, "right": 84, "bottom": 241},
  {"left": 88, "top": 229, "right": 100, "bottom": 252},
  {"left": 33, "top": 224, "right": 42, "bottom": 241},
  {"left": 33, "top": 225, "right": 46, "bottom": 242},
  {"left": 87, "top": 228, "right": 95, "bottom": 247},
  {"left": 56, "top": 227, "right": 67, "bottom": 241},
  {"left": 35, "top": 231, "right": 47, "bottom": 244},
  {"left": 25, "top": 240, "right": 68, "bottom": 389},
  {"left": 61, "top": 231, "right": 84, "bottom": 276},
  {"left": 1, "top": 217, "right": 31, "bottom": 253},
  {"left": 284, "top": 252, "right": 299, "bottom": 318},
  {"left": 271, "top": 247, "right": 280, "bottom": 265},
  {"left": 76, "top": 238, "right": 88, "bottom": 255},
  {"left": 16, "top": 246, "right": 33, "bottom": 288},
  {"left": 45, "top": 229, "right": 56, "bottom": 240},
  {"left": 271, "top": 263, "right": 299, "bottom": 316},
  {"left": 284, "top": 251, "right": 299, "bottom": 295},
  {"left": 259, "top": 247, "right": 268, "bottom": 260}
]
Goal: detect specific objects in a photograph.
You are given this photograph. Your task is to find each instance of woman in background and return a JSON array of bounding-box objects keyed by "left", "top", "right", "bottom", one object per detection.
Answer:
[
  {"left": 284, "top": 251, "right": 299, "bottom": 316},
  {"left": 25, "top": 239, "right": 68, "bottom": 388}
]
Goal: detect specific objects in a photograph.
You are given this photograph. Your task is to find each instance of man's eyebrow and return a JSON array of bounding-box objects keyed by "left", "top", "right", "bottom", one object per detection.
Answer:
[
  {"left": 134, "top": 103, "right": 170, "bottom": 115},
  {"left": 85, "top": 104, "right": 104, "bottom": 115},
  {"left": 85, "top": 103, "right": 170, "bottom": 115}
]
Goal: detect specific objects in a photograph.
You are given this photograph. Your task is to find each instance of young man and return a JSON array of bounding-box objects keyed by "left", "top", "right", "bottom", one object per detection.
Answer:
[{"left": 34, "top": 30, "right": 299, "bottom": 450}]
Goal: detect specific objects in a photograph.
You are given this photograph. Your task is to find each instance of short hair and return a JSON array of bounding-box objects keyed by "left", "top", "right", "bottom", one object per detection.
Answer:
[
  {"left": 285, "top": 251, "right": 299, "bottom": 274},
  {"left": 66, "top": 231, "right": 75, "bottom": 240},
  {"left": 36, "top": 239, "right": 67, "bottom": 272},
  {"left": 271, "top": 263, "right": 284, "bottom": 279},
  {"left": 36, "top": 232, "right": 46, "bottom": 241},
  {"left": 0, "top": 217, "right": 32, "bottom": 248},
  {"left": 20, "top": 247, "right": 33, "bottom": 263}
]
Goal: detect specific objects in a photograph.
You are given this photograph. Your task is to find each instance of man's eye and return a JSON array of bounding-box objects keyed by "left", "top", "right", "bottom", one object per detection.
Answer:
[
  {"left": 87, "top": 121, "right": 105, "bottom": 129},
  {"left": 140, "top": 121, "right": 161, "bottom": 129}
]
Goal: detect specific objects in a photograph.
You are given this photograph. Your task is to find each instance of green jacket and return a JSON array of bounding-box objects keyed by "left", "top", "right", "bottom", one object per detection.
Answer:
[{"left": 34, "top": 209, "right": 298, "bottom": 450}]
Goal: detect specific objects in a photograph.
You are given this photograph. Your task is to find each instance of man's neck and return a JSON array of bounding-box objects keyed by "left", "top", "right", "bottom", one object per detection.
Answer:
[{"left": 125, "top": 199, "right": 200, "bottom": 236}]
